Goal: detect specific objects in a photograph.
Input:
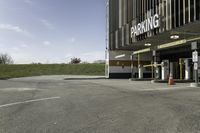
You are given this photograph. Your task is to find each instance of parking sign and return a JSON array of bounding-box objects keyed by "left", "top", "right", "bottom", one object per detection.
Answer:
[
  {"left": 191, "top": 42, "right": 198, "bottom": 50},
  {"left": 194, "top": 63, "right": 198, "bottom": 70},
  {"left": 193, "top": 51, "right": 198, "bottom": 62}
]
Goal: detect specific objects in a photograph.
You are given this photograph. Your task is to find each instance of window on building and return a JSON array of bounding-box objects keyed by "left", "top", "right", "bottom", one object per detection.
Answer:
[
  {"left": 171, "top": 0, "right": 176, "bottom": 28},
  {"left": 190, "top": 0, "right": 195, "bottom": 22},
  {"left": 180, "top": 0, "right": 184, "bottom": 25},
  {"left": 185, "top": 0, "right": 189, "bottom": 24},
  {"left": 196, "top": 0, "right": 200, "bottom": 20},
  {"left": 175, "top": 0, "right": 180, "bottom": 27}
]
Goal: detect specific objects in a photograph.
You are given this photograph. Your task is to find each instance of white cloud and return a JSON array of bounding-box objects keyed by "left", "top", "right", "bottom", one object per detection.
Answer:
[
  {"left": 0, "top": 43, "right": 5, "bottom": 47},
  {"left": 80, "top": 51, "right": 105, "bottom": 63},
  {"left": 12, "top": 53, "right": 67, "bottom": 64},
  {"left": 20, "top": 44, "right": 28, "bottom": 48},
  {"left": 40, "top": 19, "right": 55, "bottom": 30},
  {"left": 43, "top": 41, "right": 51, "bottom": 46},
  {"left": 68, "top": 37, "right": 76, "bottom": 43},
  {"left": 65, "top": 54, "right": 73, "bottom": 58},
  {"left": 11, "top": 47, "right": 20, "bottom": 51},
  {"left": 0, "top": 24, "right": 24, "bottom": 33},
  {"left": 0, "top": 24, "right": 33, "bottom": 37},
  {"left": 10, "top": 52, "right": 36, "bottom": 64},
  {"left": 65, "top": 54, "right": 73, "bottom": 62},
  {"left": 24, "top": 0, "right": 33, "bottom": 4}
]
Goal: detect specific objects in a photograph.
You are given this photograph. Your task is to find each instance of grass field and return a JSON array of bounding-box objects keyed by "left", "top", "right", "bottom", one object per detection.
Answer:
[{"left": 0, "top": 64, "right": 105, "bottom": 79}]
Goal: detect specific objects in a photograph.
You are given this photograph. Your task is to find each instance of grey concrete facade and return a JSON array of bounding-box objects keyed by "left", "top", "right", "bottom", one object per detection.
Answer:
[
  {"left": 106, "top": 0, "right": 200, "bottom": 79},
  {"left": 107, "top": 0, "right": 200, "bottom": 50}
]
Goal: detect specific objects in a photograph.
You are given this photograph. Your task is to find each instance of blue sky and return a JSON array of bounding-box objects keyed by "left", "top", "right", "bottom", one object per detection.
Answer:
[{"left": 0, "top": 0, "right": 106, "bottom": 64}]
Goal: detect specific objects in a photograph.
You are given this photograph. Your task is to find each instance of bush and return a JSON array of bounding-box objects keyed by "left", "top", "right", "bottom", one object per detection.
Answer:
[
  {"left": 70, "top": 57, "right": 81, "bottom": 64},
  {"left": 0, "top": 53, "right": 14, "bottom": 64}
]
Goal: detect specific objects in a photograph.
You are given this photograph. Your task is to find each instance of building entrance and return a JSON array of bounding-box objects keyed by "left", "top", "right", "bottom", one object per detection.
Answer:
[{"left": 158, "top": 45, "right": 194, "bottom": 80}]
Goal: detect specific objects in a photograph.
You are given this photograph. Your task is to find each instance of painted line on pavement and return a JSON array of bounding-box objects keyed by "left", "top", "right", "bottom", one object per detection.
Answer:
[
  {"left": 0, "top": 97, "right": 61, "bottom": 108},
  {"left": 139, "top": 86, "right": 191, "bottom": 91}
]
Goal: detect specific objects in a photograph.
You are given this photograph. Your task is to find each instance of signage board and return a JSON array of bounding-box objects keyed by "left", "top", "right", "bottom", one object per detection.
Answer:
[
  {"left": 152, "top": 50, "right": 156, "bottom": 56},
  {"left": 194, "top": 63, "right": 198, "bottom": 70},
  {"left": 131, "top": 14, "right": 160, "bottom": 38},
  {"left": 191, "top": 42, "right": 197, "bottom": 50},
  {"left": 193, "top": 51, "right": 198, "bottom": 62}
]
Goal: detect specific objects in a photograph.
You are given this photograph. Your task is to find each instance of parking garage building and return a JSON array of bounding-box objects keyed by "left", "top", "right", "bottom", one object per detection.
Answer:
[{"left": 106, "top": 0, "right": 200, "bottom": 81}]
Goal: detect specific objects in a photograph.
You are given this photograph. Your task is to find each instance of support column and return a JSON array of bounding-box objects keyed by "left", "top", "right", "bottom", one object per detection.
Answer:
[
  {"left": 170, "top": 62, "right": 174, "bottom": 78},
  {"left": 151, "top": 50, "right": 160, "bottom": 83},
  {"left": 139, "top": 65, "right": 143, "bottom": 79},
  {"left": 162, "top": 60, "right": 169, "bottom": 80},
  {"left": 162, "top": 62, "right": 167, "bottom": 80},
  {"left": 130, "top": 55, "right": 134, "bottom": 78},
  {"left": 155, "top": 67, "right": 160, "bottom": 79},
  {"left": 153, "top": 50, "right": 158, "bottom": 80},
  {"left": 185, "top": 59, "right": 191, "bottom": 80},
  {"left": 190, "top": 42, "right": 199, "bottom": 87},
  {"left": 151, "top": 50, "right": 156, "bottom": 83},
  {"left": 138, "top": 54, "right": 140, "bottom": 79}
]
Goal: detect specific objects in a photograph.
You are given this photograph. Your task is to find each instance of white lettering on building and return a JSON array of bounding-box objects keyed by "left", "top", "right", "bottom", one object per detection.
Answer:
[{"left": 131, "top": 14, "right": 160, "bottom": 38}]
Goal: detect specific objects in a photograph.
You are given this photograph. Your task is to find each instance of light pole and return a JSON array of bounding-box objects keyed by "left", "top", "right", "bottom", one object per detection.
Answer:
[{"left": 191, "top": 41, "right": 199, "bottom": 87}]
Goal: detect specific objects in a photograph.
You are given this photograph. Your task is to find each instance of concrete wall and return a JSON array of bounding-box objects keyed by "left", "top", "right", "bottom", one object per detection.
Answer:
[{"left": 106, "top": 50, "right": 152, "bottom": 78}]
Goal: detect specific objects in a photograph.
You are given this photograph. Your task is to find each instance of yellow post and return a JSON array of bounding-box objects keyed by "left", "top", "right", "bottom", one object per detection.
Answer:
[
  {"left": 151, "top": 62, "right": 154, "bottom": 79},
  {"left": 137, "top": 54, "right": 140, "bottom": 78},
  {"left": 179, "top": 58, "right": 183, "bottom": 80},
  {"left": 138, "top": 54, "right": 140, "bottom": 67}
]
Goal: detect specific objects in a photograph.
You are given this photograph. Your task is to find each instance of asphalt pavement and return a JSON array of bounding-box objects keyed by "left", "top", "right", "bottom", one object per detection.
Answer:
[{"left": 0, "top": 75, "right": 200, "bottom": 133}]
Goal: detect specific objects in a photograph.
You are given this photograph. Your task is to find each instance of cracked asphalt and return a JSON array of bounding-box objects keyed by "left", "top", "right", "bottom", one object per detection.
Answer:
[{"left": 0, "top": 75, "right": 200, "bottom": 133}]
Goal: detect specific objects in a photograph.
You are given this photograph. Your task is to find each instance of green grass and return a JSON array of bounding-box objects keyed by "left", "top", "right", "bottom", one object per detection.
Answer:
[{"left": 0, "top": 64, "right": 105, "bottom": 79}]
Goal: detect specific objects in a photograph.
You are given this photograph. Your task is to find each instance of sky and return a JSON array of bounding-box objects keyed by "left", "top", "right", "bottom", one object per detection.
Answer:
[{"left": 0, "top": 0, "right": 106, "bottom": 64}]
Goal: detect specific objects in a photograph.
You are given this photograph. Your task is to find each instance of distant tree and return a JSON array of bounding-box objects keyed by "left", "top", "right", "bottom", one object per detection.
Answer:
[
  {"left": 93, "top": 60, "right": 105, "bottom": 64},
  {"left": 0, "top": 53, "right": 14, "bottom": 64},
  {"left": 31, "top": 62, "right": 42, "bottom": 64},
  {"left": 70, "top": 57, "right": 81, "bottom": 64}
]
